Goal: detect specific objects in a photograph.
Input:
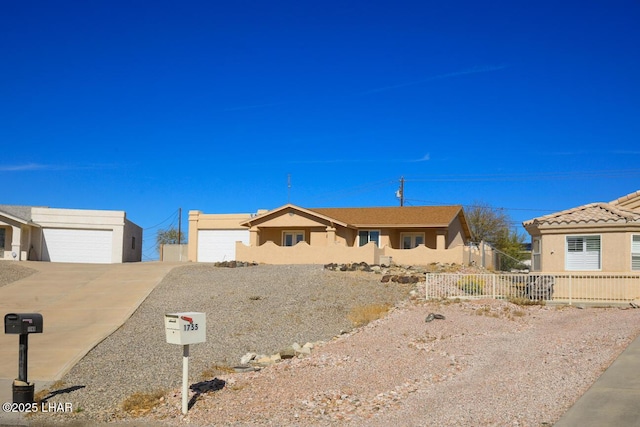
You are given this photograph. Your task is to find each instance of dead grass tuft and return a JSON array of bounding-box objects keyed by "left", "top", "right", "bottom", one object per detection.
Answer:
[
  {"left": 348, "top": 304, "right": 391, "bottom": 327},
  {"left": 34, "top": 380, "right": 66, "bottom": 403},
  {"left": 122, "top": 390, "right": 166, "bottom": 416},
  {"left": 201, "top": 364, "right": 236, "bottom": 380},
  {"left": 508, "top": 297, "right": 546, "bottom": 306}
]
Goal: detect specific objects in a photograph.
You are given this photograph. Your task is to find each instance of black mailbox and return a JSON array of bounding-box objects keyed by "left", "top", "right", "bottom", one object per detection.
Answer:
[
  {"left": 4, "top": 313, "right": 43, "bottom": 334},
  {"left": 4, "top": 312, "right": 44, "bottom": 404}
]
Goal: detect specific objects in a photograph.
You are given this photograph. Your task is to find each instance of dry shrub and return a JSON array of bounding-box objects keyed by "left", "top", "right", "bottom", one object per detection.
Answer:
[
  {"left": 122, "top": 390, "right": 165, "bottom": 416},
  {"left": 34, "top": 380, "right": 66, "bottom": 403},
  {"left": 348, "top": 304, "right": 391, "bottom": 327},
  {"left": 508, "top": 297, "right": 546, "bottom": 306}
]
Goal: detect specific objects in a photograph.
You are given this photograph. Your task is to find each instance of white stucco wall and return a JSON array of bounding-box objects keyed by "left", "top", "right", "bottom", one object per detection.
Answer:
[{"left": 31, "top": 207, "right": 142, "bottom": 263}]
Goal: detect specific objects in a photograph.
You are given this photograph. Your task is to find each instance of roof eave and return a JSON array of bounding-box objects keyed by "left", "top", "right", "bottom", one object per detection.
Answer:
[{"left": 240, "top": 204, "right": 351, "bottom": 228}]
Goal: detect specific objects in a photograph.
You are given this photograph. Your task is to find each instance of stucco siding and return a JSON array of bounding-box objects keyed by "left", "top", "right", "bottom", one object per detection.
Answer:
[
  {"left": 539, "top": 231, "right": 636, "bottom": 272},
  {"left": 447, "top": 217, "right": 465, "bottom": 247},
  {"left": 123, "top": 218, "right": 143, "bottom": 262},
  {"left": 29, "top": 227, "right": 42, "bottom": 261},
  {"left": 236, "top": 241, "right": 380, "bottom": 265},
  {"left": 310, "top": 228, "right": 327, "bottom": 246}
]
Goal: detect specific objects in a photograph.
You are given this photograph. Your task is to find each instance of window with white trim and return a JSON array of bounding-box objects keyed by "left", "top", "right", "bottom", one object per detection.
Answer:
[
  {"left": 566, "top": 235, "right": 601, "bottom": 271},
  {"left": 632, "top": 235, "right": 640, "bottom": 271},
  {"left": 532, "top": 237, "right": 541, "bottom": 271},
  {"left": 401, "top": 233, "right": 425, "bottom": 249},
  {"left": 0, "top": 228, "right": 5, "bottom": 249},
  {"left": 358, "top": 230, "right": 380, "bottom": 246},
  {"left": 283, "top": 231, "right": 305, "bottom": 246}
]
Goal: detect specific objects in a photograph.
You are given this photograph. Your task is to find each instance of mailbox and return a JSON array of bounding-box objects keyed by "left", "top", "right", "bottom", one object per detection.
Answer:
[
  {"left": 164, "top": 312, "right": 206, "bottom": 345},
  {"left": 4, "top": 313, "right": 43, "bottom": 335}
]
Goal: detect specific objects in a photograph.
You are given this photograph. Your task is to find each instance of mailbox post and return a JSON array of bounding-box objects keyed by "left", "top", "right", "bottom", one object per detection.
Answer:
[
  {"left": 164, "top": 312, "right": 206, "bottom": 415},
  {"left": 4, "top": 313, "right": 43, "bottom": 403}
]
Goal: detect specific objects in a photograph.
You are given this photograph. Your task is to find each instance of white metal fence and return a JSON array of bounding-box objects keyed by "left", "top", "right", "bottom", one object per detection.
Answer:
[{"left": 425, "top": 273, "right": 640, "bottom": 304}]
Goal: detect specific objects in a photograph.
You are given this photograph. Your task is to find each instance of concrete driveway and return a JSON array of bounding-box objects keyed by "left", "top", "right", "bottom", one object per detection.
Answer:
[{"left": 0, "top": 262, "right": 178, "bottom": 382}]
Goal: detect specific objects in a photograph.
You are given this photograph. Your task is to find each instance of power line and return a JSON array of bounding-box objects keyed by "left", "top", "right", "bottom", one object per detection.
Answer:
[
  {"left": 144, "top": 209, "right": 180, "bottom": 231},
  {"left": 403, "top": 168, "right": 640, "bottom": 183},
  {"left": 404, "top": 198, "right": 559, "bottom": 213}
]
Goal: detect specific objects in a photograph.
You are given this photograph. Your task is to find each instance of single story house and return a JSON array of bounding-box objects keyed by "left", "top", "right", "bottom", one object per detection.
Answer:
[
  {"left": 189, "top": 204, "right": 490, "bottom": 266},
  {"left": 523, "top": 190, "right": 640, "bottom": 273},
  {"left": 0, "top": 205, "right": 142, "bottom": 263}
]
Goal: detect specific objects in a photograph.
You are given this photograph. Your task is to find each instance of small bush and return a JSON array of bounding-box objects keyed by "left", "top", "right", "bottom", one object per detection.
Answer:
[
  {"left": 348, "top": 304, "right": 391, "bottom": 327},
  {"left": 457, "top": 277, "right": 485, "bottom": 295}
]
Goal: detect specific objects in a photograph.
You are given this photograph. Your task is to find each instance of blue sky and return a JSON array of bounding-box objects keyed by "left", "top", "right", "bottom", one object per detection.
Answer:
[{"left": 2, "top": 1, "right": 639, "bottom": 260}]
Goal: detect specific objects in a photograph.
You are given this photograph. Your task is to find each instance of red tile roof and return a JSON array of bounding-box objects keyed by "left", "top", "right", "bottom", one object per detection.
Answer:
[{"left": 523, "top": 203, "right": 640, "bottom": 227}]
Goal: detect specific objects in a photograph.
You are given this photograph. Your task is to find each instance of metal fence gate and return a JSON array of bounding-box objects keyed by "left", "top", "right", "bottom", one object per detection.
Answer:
[{"left": 425, "top": 273, "right": 640, "bottom": 304}]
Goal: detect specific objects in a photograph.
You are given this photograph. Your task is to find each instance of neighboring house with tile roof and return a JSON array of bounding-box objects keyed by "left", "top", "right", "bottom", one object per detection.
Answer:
[
  {"left": 189, "top": 204, "right": 493, "bottom": 267},
  {"left": 523, "top": 191, "right": 640, "bottom": 272},
  {"left": 0, "top": 205, "right": 142, "bottom": 263}
]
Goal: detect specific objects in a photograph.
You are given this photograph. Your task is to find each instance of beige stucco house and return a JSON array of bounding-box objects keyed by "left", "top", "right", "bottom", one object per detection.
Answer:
[
  {"left": 523, "top": 190, "right": 640, "bottom": 273},
  {"left": 188, "top": 211, "right": 255, "bottom": 262},
  {"left": 189, "top": 204, "right": 489, "bottom": 266},
  {"left": 0, "top": 205, "right": 142, "bottom": 263}
]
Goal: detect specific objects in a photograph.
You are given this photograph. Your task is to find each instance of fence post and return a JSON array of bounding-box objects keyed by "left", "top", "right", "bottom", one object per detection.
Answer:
[
  {"left": 492, "top": 275, "right": 496, "bottom": 299},
  {"left": 425, "top": 273, "right": 429, "bottom": 300},
  {"left": 568, "top": 275, "right": 572, "bottom": 305}
]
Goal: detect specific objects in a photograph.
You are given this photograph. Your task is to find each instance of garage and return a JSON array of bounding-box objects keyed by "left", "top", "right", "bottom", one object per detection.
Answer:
[
  {"left": 197, "top": 230, "right": 249, "bottom": 262},
  {"left": 42, "top": 228, "right": 113, "bottom": 264}
]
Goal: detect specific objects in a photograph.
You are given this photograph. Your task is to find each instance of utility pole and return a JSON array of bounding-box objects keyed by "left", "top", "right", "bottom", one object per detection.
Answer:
[
  {"left": 397, "top": 176, "right": 405, "bottom": 207},
  {"left": 287, "top": 174, "right": 291, "bottom": 204},
  {"left": 178, "top": 207, "right": 182, "bottom": 245}
]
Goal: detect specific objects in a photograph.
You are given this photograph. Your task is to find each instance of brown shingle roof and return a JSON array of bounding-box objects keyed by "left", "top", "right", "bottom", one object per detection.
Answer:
[
  {"left": 309, "top": 205, "right": 464, "bottom": 227},
  {"left": 523, "top": 203, "right": 640, "bottom": 227}
]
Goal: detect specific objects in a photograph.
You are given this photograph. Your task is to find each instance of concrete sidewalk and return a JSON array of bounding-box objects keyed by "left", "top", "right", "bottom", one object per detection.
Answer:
[
  {"left": 553, "top": 332, "right": 640, "bottom": 426},
  {"left": 0, "top": 262, "right": 177, "bottom": 384}
]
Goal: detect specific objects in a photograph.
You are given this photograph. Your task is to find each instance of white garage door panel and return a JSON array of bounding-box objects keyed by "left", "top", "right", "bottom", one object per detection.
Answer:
[
  {"left": 198, "top": 230, "right": 249, "bottom": 262},
  {"left": 42, "top": 229, "right": 113, "bottom": 263}
]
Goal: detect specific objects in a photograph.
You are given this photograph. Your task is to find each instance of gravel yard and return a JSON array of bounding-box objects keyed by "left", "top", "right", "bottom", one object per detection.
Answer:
[
  {"left": 0, "top": 261, "right": 37, "bottom": 288},
  {"left": 20, "top": 263, "right": 640, "bottom": 426},
  {"left": 29, "top": 263, "right": 413, "bottom": 425}
]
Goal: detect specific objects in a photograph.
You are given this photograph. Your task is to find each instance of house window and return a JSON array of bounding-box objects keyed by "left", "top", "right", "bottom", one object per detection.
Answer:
[
  {"left": 532, "top": 237, "right": 541, "bottom": 271},
  {"left": 566, "top": 235, "right": 601, "bottom": 271},
  {"left": 283, "top": 231, "right": 304, "bottom": 246},
  {"left": 401, "top": 233, "right": 425, "bottom": 249},
  {"left": 0, "top": 228, "right": 5, "bottom": 249},
  {"left": 131, "top": 236, "right": 136, "bottom": 250},
  {"left": 358, "top": 230, "right": 380, "bottom": 246},
  {"left": 632, "top": 235, "right": 640, "bottom": 271}
]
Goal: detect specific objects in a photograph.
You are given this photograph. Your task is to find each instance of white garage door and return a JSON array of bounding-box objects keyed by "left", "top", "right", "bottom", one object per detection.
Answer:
[
  {"left": 197, "top": 230, "right": 249, "bottom": 262},
  {"left": 42, "top": 228, "right": 113, "bottom": 264}
]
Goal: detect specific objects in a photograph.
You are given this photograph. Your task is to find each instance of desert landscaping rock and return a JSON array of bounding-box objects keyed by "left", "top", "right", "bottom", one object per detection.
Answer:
[{"left": 24, "top": 263, "right": 412, "bottom": 425}]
